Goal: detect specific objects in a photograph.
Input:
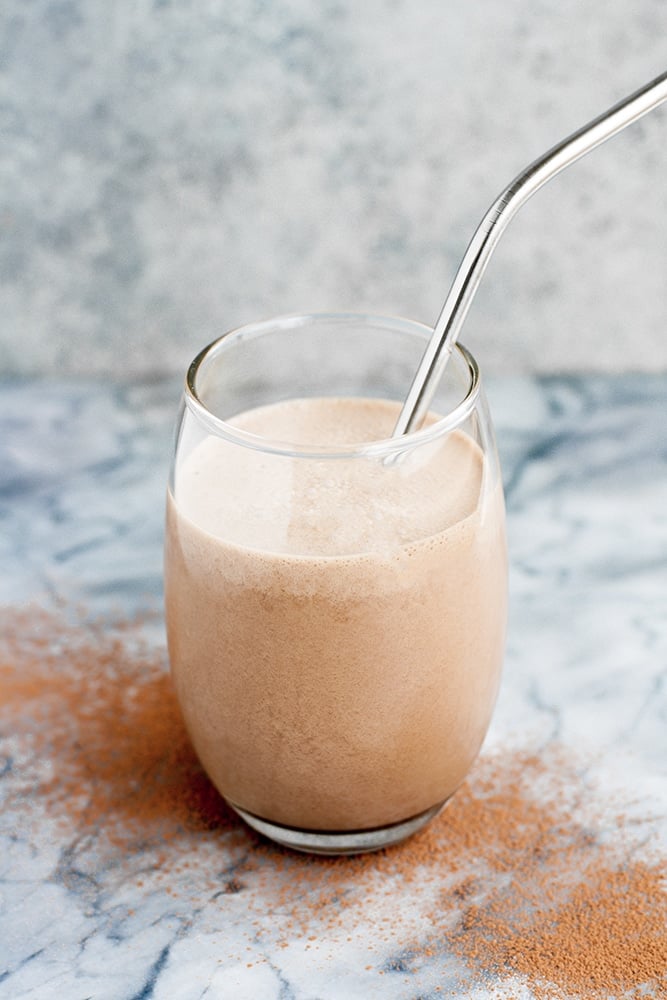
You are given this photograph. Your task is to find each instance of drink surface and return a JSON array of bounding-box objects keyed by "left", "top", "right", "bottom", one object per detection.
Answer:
[{"left": 165, "top": 397, "right": 507, "bottom": 831}]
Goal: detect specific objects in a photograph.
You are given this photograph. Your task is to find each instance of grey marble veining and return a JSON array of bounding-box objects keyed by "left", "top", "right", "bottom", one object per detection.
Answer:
[
  {"left": 1, "top": 1, "right": 666, "bottom": 377},
  {"left": 1, "top": 374, "right": 666, "bottom": 998}
]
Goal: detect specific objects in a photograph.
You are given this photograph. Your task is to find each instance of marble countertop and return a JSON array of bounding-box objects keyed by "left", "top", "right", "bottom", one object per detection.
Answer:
[{"left": 1, "top": 374, "right": 666, "bottom": 999}]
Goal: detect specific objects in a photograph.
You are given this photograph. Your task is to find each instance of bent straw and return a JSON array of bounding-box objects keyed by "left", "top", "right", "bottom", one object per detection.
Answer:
[{"left": 393, "top": 70, "right": 667, "bottom": 437}]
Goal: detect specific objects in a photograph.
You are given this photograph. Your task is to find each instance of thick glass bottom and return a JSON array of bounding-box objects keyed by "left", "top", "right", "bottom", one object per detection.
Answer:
[{"left": 230, "top": 800, "right": 446, "bottom": 855}]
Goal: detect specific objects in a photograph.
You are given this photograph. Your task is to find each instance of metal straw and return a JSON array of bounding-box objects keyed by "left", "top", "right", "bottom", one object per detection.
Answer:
[{"left": 393, "top": 70, "right": 667, "bottom": 437}]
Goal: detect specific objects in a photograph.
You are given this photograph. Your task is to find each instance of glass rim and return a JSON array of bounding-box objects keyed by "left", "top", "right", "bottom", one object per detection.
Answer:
[{"left": 184, "top": 312, "right": 482, "bottom": 460}]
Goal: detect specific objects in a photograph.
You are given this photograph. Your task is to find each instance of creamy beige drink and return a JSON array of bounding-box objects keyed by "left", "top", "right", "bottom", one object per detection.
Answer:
[{"left": 165, "top": 397, "right": 507, "bottom": 833}]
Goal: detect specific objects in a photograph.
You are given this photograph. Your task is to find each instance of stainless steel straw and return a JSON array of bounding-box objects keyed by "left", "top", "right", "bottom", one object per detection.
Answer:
[{"left": 393, "top": 70, "right": 667, "bottom": 437}]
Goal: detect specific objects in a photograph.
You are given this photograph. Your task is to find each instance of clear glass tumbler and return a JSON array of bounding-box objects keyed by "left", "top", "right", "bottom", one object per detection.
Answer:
[{"left": 164, "top": 314, "right": 507, "bottom": 854}]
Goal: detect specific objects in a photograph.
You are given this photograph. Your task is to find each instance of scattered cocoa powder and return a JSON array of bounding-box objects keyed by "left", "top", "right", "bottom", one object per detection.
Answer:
[
  {"left": 0, "top": 605, "right": 236, "bottom": 848},
  {"left": 1, "top": 604, "right": 665, "bottom": 998}
]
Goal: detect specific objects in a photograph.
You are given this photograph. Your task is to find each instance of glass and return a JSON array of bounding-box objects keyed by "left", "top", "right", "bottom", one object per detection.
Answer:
[{"left": 164, "top": 314, "right": 507, "bottom": 854}]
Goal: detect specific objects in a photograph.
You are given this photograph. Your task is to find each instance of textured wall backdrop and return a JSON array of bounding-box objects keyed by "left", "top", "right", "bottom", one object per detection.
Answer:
[{"left": 1, "top": 0, "right": 666, "bottom": 376}]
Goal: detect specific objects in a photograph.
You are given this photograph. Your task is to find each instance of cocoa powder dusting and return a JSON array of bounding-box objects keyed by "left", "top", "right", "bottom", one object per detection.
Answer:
[{"left": 1, "top": 605, "right": 665, "bottom": 998}]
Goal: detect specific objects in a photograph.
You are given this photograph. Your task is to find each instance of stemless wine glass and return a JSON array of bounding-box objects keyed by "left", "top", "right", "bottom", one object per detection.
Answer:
[{"left": 164, "top": 314, "right": 507, "bottom": 854}]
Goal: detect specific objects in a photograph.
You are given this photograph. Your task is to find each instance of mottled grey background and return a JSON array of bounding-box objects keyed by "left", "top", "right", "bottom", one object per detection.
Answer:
[{"left": 1, "top": 0, "right": 666, "bottom": 377}]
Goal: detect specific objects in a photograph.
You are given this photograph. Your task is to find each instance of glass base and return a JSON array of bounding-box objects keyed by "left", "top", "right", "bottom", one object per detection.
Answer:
[{"left": 230, "top": 801, "right": 446, "bottom": 855}]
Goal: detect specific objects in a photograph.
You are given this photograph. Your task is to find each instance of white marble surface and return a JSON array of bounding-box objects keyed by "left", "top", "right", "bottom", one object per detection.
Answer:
[
  {"left": 1, "top": 373, "right": 666, "bottom": 998},
  {"left": 1, "top": 1, "right": 666, "bottom": 376}
]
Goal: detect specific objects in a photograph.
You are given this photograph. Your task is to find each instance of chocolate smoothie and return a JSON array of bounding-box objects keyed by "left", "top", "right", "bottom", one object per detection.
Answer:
[{"left": 165, "top": 397, "right": 507, "bottom": 832}]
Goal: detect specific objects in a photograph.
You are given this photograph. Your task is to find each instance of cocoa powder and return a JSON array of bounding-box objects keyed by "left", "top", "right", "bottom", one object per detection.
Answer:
[{"left": 1, "top": 605, "right": 665, "bottom": 998}]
